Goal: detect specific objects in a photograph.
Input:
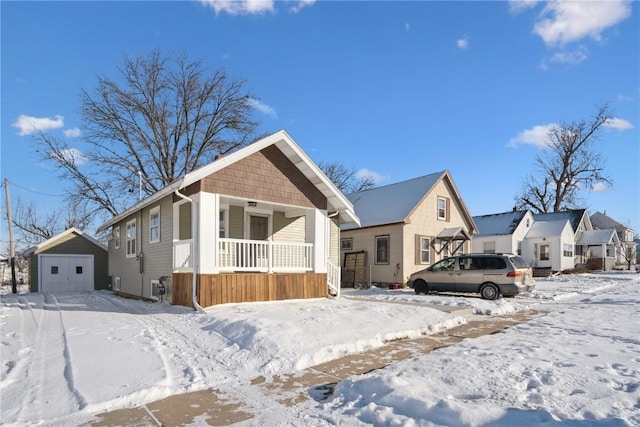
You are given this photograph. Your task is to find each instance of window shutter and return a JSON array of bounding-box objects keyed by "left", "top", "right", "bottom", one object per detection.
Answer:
[
  {"left": 446, "top": 197, "right": 451, "bottom": 222},
  {"left": 430, "top": 237, "right": 436, "bottom": 264},
  {"left": 415, "top": 234, "right": 421, "bottom": 264}
]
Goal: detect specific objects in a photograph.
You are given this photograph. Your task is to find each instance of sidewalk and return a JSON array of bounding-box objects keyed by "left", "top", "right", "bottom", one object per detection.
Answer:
[{"left": 90, "top": 308, "right": 546, "bottom": 427}]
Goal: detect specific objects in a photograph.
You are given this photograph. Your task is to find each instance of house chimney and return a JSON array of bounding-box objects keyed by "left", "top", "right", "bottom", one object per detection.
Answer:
[{"left": 215, "top": 153, "right": 224, "bottom": 161}]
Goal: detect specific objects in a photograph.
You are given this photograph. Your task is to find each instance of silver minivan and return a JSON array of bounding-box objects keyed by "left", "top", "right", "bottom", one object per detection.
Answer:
[{"left": 407, "top": 254, "right": 534, "bottom": 300}]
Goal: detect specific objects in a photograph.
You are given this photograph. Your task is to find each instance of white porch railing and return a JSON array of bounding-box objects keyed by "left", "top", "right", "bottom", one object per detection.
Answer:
[
  {"left": 173, "top": 239, "right": 193, "bottom": 270},
  {"left": 327, "top": 260, "right": 341, "bottom": 298},
  {"left": 218, "top": 238, "right": 313, "bottom": 272}
]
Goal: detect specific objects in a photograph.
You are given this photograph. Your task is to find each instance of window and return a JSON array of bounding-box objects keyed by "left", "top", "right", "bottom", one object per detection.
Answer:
[
  {"left": 483, "top": 241, "right": 496, "bottom": 254},
  {"left": 149, "top": 207, "right": 160, "bottom": 243},
  {"left": 219, "top": 210, "right": 226, "bottom": 238},
  {"left": 481, "top": 257, "right": 507, "bottom": 270},
  {"left": 76, "top": 266, "right": 83, "bottom": 274},
  {"left": 114, "top": 226, "right": 121, "bottom": 249},
  {"left": 51, "top": 266, "right": 59, "bottom": 274},
  {"left": 126, "top": 219, "right": 137, "bottom": 257},
  {"left": 563, "top": 243, "right": 573, "bottom": 257},
  {"left": 437, "top": 197, "right": 447, "bottom": 220},
  {"left": 375, "top": 235, "right": 390, "bottom": 264},
  {"left": 113, "top": 277, "right": 121, "bottom": 291},
  {"left": 341, "top": 238, "right": 353, "bottom": 251},
  {"left": 540, "top": 244, "right": 550, "bottom": 261},
  {"left": 420, "top": 237, "right": 430, "bottom": 264}
]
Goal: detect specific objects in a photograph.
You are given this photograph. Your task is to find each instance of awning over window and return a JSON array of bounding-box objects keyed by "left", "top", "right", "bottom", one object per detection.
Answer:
[{"left": 436, "top": 227, "right": 471, "bottom": 241}]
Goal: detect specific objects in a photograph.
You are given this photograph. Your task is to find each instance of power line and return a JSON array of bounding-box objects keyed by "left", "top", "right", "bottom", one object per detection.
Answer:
[{"left": 2, "top": 180, "right": 64, "bottom": 197}]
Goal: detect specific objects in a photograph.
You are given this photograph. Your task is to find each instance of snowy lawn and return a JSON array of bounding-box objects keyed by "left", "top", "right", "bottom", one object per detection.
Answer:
[{"left": 1, "top": 272, "right": 638, "bottom": 426}]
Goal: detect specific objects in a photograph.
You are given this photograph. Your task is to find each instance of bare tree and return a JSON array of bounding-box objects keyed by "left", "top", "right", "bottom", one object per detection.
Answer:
[
  {"left": 319, "top": 161, "right": 375, "bottom": 194},
  {"left": 10, "top": 198, "right": 92, "bottom": 249},
  {"left": 33, "top": 49, "right": 259, "bottom": 219},
  {"left": 515, "top": 104, "right": 613, "bottom": 213}
]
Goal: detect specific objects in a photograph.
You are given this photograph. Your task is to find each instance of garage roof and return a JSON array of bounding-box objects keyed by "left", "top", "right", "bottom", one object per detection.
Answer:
[{"left": 24, "top": 227, "right": 107, "bottom": 256}]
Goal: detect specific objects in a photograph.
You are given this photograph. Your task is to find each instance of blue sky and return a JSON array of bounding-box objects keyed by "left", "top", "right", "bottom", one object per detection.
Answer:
[{"left": 1, "top": 0, "right": 639, "bottom": 241}]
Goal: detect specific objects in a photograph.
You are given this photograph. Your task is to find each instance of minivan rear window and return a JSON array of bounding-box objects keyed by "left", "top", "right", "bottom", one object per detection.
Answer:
[
  {"left": 480, "top": 257, "right": 506, "bottom": 270},
  {"left": 510, "top": 256, "right": 531, "bottom": 268}
]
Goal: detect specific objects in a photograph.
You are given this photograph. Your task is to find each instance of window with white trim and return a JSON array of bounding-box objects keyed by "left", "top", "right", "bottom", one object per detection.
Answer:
[
  {"left": 563, "top": 243, "right": 573, "bottom": 257},
  {"left": 114, "top": 226, "right": 121, "bottom": 249},
  {"left": 126, "top": 219, "right": 137, "bottom": 257},
  {"left": 113, "top": 277, "right": 121, "bottom": 291},
  {"left": 420, "top": 236, "right": 430, "bottom": 264},
  {"left": 483, "top": 241, "right": 496, "bottom": 254},
  {"left": 375, "top": 235, "right": 390, "bottom": 264},
  {"left": 149, "top": 206, "right": 160, "bottom": 243},
  {"left": 341, "top": 238, "right": 353, "bottom": 251},
  {"left": 437, "top": 197, "right": 447, "bottom": 220},
  {"left": 219, "top": 210, "right": 227, "bottom": 238}
]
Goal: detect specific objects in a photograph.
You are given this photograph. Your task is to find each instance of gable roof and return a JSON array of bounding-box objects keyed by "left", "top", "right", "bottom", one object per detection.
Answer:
[
  {"left": 533, "top": 209, "right": 588, "bottom": 233},
  {"left": 590, "top": 211, "right": 630, "bottom": 231},
  {"left": 472, "top": 210, "right": 530, "bottom": 236},
  {"left": 341, "top": 170, "right": 476, "bottom": 232},
  {"left": 526, "top": 219, "right": 572, "bottom": 238},
  {"left": 98, "top": 130, "right": 359, "bottom": 232},
  {"left": 24, "top": 227, "right": 107, "bottom": 256},
  {"left": 577, "top": 229, "right": 621, "bottom": 246}
]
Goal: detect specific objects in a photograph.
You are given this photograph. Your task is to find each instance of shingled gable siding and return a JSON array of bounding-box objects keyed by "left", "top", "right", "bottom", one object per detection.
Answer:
[{"left": 189, "top": 146, "right": 327, "bottom": 209}]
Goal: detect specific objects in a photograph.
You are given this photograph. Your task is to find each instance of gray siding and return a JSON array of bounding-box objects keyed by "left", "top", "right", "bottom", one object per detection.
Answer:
[
  {"left": 108, "top": 195, "right": 174, "bottom": 300},
  {"left": 229, "top": 206, "right": 244, "bottom": 239}
]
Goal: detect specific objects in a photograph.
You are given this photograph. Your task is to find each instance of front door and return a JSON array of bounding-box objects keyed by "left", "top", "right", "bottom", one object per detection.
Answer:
[{"left": 249, "top": 215, "right": 269, "bottom": 268}]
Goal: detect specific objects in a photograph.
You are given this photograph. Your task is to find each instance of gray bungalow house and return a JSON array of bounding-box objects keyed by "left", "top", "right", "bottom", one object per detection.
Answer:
[
  {"left": 97, "top": 130, "right": 359, "bottom": 308},
  {"left": 591, "top": 211, "right": 636, "bottom": 268},
  {"left": 340, "top": 171, "right": 477, "bottom": 287}
]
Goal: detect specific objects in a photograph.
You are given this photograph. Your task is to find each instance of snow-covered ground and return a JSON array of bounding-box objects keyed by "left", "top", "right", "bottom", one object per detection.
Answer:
[{"left": 1, "top": 272, "right": 638, "bottom": 426}]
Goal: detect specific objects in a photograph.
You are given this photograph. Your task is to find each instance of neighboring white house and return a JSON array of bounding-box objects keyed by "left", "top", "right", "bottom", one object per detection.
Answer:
[
  {"left": 576, "top": 229, "right": 621, "bottom": 271},
  {"left": 471, "top": 210, "right": 534, "bottom": 255},
  {"left": 521, "top": 219, "right": 575, "bottom": 272},
  {"left": 590, "top": 211, "right": 636, "bottom": 268}
]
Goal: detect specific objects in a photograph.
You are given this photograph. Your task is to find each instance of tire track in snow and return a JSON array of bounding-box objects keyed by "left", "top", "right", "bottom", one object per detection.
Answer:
[{"left": 15, "top": 293, "right": 87, "bottom": 423}]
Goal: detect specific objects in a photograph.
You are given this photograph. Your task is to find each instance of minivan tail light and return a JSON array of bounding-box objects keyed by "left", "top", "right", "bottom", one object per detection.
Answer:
[{"left": 507, "top": 271, "right": 523, "bottom": 277}]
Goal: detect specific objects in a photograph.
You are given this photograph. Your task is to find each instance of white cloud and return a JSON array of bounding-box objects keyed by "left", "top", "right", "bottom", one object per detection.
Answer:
[
  {"left": 247, "top": 98, "right": 278, "bottom": 119},
  {"left": 456, "top": 36, "right": 470, "bottom": 50},
  {"left": 289, "top": 0, "right": 315, "bottom": 13},
  {"left": 63, "top": 127, "right": 82, "bottom": 138},
  {"left": 533, "top": 1, "right": 632, "bottom": 47},
  {"left": 590, "top": 182, "right": 608, "bottom": 192},
  {"left": 200, "top": 0, "right": 274, "bottom": 15},
  {"left": 507, "top": 123, "right": 556, "bottom": 148},
  {"left": 53, "top": 148, "right": 88, "bottom": 166},
  {"left": 509, "top": 0, "right": 541, "bottom": 14},
  {"left": 604, "top": 117, "right": 634, "bottom": 131},
  {"left": 405, "top": 22, "right": 411, "bottom": 32},
  {"left": 355, "top": 168, "right": 388, "bottom": 184},
  {"left": 12, "top": 114, "right": 64, "bottom": 136}
]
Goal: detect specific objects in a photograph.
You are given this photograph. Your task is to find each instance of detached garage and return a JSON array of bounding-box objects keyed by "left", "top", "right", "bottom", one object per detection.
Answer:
[{"left": 25, "top": 228, "right": 110, "bottom": 293}]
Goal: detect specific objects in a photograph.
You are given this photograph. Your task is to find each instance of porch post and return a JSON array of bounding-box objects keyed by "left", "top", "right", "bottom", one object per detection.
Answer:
[
  {"left": 306, "top": 208, "right": 327, "bottom": 273},
  {"left": 198, "top": 192, "right": 220, "bottom": 274}
]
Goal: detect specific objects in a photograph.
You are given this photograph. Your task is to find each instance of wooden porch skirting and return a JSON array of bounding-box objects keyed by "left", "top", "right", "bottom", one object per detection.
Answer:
[{"left": 172, "top": 272, "right": 328, "bottom": 308}]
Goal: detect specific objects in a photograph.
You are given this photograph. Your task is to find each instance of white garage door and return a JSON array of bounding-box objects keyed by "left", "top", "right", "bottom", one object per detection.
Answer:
[{"left": 40, "top": 255, "right": 94, "bottom": 293}]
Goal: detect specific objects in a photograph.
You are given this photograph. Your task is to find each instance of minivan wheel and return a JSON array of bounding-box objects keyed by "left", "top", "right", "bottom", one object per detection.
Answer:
[
  {"left": 480, "top": 283, "right": 499, "bottom": 300},
  {"left": 414, "top": 279, "right": 428, "bottom": 295}
]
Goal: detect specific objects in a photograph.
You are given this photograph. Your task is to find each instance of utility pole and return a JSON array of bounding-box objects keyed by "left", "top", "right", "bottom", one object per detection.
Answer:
[{"left": 4, "top": 178, "right": 17, "bottom": 294}]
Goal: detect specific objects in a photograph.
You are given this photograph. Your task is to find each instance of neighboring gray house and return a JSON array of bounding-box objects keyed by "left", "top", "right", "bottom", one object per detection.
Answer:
[
  {"left": 96, "top": 130, "right": 359, "bottom": 308},
  {"left": 590, "top": 211, "right": 636, "bottom": 268},
  {"left": 25, "top": 227, "right": 109, "bottom": 293}
]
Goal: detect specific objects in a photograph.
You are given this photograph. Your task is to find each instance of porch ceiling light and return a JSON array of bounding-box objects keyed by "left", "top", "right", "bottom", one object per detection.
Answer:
[{"left": 248, "top": 201, "right": 257, "bottom": 207}]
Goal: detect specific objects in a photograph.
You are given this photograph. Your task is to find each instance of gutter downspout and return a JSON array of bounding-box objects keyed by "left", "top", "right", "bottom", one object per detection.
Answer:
[{"left": 175, "top": 189, "right": 205, "bottom": 313}]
